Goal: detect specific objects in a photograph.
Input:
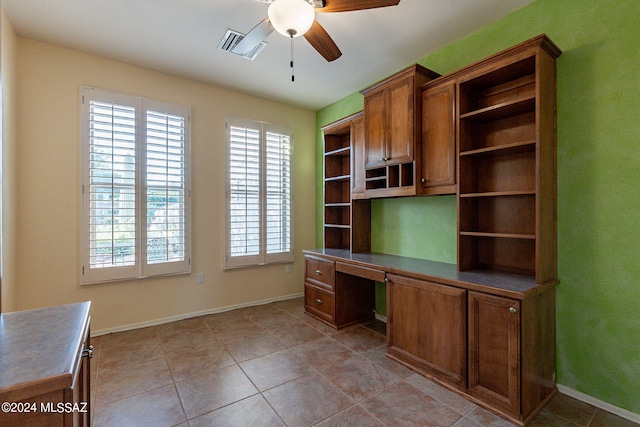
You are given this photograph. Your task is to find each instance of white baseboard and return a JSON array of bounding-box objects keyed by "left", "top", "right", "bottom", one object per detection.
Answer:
[
  {"left": 374, "top": 311, "right": 387, "bottom": 323},
  {"left": 557, "top": 384, "right": 640, "bottom": 423},
  {"left": 91, "top": 293, "right": 304, "bottom": 337}
]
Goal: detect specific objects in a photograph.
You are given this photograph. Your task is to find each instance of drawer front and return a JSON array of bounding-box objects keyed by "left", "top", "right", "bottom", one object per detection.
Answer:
[
  {"left": 305, "top": 255, "right": 335, "bottom": 290},
  {"left": 336, "top": 261, "right": 386, "bottom": 282},
  {"left": 304, "top": 283, "right": 335, "bottom": 323}
]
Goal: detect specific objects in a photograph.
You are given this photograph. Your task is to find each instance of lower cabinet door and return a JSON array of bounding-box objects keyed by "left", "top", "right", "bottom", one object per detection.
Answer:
[
  {"left": 468, "top": 291, "right": 521, "bottom": 415},
  {"left": 387, "top": 274, "right": 467, "bottom": 387},
  {"left": 304, "top": 283, "right": 335, "bottom": 324}
]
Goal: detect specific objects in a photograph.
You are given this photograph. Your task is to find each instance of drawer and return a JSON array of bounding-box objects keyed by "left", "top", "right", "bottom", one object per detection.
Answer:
[
  {"left": 305, "top": 255, "right": 335, "bottom": 290},
  {"left": 336, "top": 261, "right": 386, "bottom": 282},
  {"left": 304, "top": 283, "right": 335, "bottom": 323}
]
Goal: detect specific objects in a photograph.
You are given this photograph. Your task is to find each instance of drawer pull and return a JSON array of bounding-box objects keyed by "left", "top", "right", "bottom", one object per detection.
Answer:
[
  {"left": 316, "top": 298, "right": 323, "bottom": 305},
  {"left": 82, "top": 345, "right": 94, "bottom": 359},
  {"left": 509, "top": 307, "right": 517, "bottom": 314},
  {"left": 315, "top": 269, "right": 322, "bottom": 275}
]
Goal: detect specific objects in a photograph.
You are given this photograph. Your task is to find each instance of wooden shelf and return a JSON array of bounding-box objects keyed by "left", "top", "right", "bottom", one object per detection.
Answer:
[
  {"left": 460, "top": 231, "right": 536, "bottom": 240},
  {"left": 325, "top": 146, "right": 351, "bottom": 157},
  {"left": 365, "top": 176, "right": 387, "bottom": 183},
  {"left": 460, "top": 140, "right": 536, "bottom": 158},
  {"left": 325, "top": 224, "right": 351, "bottom": 229},
  {"left": 459, "top": 190, "right": 536, "bottom": 198},
  {"left": 460, "top": 96, "right": 535, "bottom": 123},
  {"left": 325, "top": 175, "right": 350, "bottom": 182}
]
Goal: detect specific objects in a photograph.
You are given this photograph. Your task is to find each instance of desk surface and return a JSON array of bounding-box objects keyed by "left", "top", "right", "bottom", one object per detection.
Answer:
[
  {"left": 0, "top": 302, "right": 91, "bottom": 401},
  {"left": 304, "top": 249, "right": 553, "bottom": 297}
]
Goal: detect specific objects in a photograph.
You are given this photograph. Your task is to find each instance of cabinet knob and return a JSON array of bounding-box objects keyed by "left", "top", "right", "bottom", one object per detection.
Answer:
[
  {"left": 421, "top": 178, "right": 426, "bottom": 183},
  {"left": 509, "top": 307, "right": 517, "bottom": 314},
  {"left": 316, "top": 298, "right": 323, "bottom": 305},
  {"left": 315, "top": 269, "right": 322, "bottom": 275},
  {"left": 82, "top": 345, "right": 94, "bottom": 359}
]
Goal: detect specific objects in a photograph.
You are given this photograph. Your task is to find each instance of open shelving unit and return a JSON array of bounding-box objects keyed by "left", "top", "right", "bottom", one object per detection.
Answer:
[
  {"left": 456, "top": 37, "right": 560, "bottom": 283},
  {"left": 322, "top": 112, "right": 371, "bottom": 252}
]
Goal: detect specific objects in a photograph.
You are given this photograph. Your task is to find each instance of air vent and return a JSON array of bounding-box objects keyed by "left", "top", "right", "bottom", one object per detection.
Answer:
[{"left": 218, "top": 29, "right": 267, "bottom": 60}]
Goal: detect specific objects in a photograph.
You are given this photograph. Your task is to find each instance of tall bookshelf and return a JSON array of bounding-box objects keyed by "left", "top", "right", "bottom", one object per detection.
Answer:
[
  {"left": 322, "top": 112, "right": 371, "bottom": 252},
  {"left": 456, "top": 35, "right": 560, "bottom": 283}
]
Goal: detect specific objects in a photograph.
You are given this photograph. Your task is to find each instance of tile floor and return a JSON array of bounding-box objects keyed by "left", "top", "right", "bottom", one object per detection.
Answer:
[{"left": 90, "top": 297, "right": 639, "bottom": 427}]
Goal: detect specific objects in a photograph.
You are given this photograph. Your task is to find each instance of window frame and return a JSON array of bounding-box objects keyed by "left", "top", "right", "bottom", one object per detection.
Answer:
[
  {"left": 79, "top": 86, "right": 191, "bottom": 284},
  {"left": 224, "top": 116, "right": 294, "bottom": 269}
]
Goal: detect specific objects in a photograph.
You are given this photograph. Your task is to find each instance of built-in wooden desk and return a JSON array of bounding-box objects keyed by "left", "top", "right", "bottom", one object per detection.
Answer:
[
  {"left": 0, "top": 302, "right": 92, "bottom": 427},
  {"left": 302, "top": 249, "right": 557, "bottom": 426}
]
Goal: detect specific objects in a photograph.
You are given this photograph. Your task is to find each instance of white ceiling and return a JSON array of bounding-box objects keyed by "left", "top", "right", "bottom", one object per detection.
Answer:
[{"left": 2, "top": 0, "right": 533, "bottom": 110}]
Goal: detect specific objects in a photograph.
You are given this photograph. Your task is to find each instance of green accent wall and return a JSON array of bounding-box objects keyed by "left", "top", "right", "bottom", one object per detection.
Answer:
[{"left": 315, "top": 0, "right": 640, "bottom": 415}]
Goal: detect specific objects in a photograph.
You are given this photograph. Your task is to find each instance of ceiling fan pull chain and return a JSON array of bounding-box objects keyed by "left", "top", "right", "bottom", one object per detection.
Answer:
[{"left": 290, "top": 34, "right": 295, "bottom": 82}]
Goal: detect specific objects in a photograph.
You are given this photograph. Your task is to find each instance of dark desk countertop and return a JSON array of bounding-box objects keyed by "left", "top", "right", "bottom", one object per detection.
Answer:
[
  {"left": 304, "top": 249, "right": 553, "bottom": 297},
  {"left": 0, "top": 301, "right": 91, "bottom": 402}
]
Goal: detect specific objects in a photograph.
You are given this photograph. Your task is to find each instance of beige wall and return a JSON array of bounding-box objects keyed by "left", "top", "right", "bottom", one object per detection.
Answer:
[
  {"left": 12, "top": 37, "right": 316, "bottom": 332},
  {"left": 1, "top": 9, "right": 19, "bottom": 312}
]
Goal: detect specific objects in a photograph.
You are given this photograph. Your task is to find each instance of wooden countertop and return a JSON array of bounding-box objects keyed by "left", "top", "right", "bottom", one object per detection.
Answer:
[
  {"left": 303, "top": 249, "right": 556, "bottom": 299},
  {"left": 0, "top": 302, "right": 91, "bottom": 402}
]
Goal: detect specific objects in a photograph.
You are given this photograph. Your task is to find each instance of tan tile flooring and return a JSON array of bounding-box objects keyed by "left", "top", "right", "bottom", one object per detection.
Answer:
[{"left": 90, "top": 297, "right": 639, "bottom": 427}]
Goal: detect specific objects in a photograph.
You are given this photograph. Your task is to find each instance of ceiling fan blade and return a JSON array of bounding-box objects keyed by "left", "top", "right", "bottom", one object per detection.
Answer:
[
  {"left": 318, "top": 0, "right": 400, "bottom": 13},
  {"left": 233, "top": 18, "right": 274, "bottom": 55},
  {"left": 304, "top": 20, "right": 342, "bottom": 62}
]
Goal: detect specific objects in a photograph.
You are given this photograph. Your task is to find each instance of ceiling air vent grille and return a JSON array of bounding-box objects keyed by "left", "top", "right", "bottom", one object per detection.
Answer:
[{"left": 218, "top": 29, "right": 266, "bottom": 60}]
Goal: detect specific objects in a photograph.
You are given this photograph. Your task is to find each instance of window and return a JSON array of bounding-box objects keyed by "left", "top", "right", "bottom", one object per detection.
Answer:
[
  {"left": 225, "top": 117, "right": 293, "bottom": 269},
  {"left": 80, "top": 87, "right": 191, "bottom": 284}
]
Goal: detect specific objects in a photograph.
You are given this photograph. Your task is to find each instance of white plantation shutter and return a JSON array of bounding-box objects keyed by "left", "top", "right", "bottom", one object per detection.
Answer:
[
  {"left": 265, "top": 130, "right": 292, "bottom": 255},
  {"left": 229, "top": 125, "right": 261, "bottom": 260},
  {"left": 80, "top": 87, "right": 191, "bottom": 284},
  {"left": 144, "top": 105, "right": 190, "bottom": 275},
  {"left": 225, "top": 117, "right": 294, "bottom": 269}
]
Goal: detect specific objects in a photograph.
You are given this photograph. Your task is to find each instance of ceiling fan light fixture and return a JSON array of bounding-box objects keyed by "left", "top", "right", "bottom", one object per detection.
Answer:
[{"left": 268, "top": 0, "right": 315, "bottom": 37}]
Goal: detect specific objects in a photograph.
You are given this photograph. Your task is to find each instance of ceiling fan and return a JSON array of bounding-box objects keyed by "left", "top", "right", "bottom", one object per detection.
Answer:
[{"left": 233, "top": 0, "right": 401, "bottom": 62}]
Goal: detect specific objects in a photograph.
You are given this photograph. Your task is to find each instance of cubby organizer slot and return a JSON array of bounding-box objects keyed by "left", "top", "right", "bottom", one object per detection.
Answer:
[
  {"left": 324, "top": 180, "right": 350, "bottom": 204},
  {"left": 458, "top": 56, "right": 536, "bottom": 116},
  {"left": 459, "top": 150, "right": 535, "bottom": 195},
  {"left": 324, "top": 149, "right": 351, "bottom": 180},
  {"left": 459, "top": 234, "right": 535, "bottom": 276},
  {"left": 324, "top": 227, "right": 350, "bottom": 250},
  {"left": 459, "top": 194, "right": 536, "bottom": 237},
  {"left": 459, "top": 111, "right": 536, "bottom": 153}
]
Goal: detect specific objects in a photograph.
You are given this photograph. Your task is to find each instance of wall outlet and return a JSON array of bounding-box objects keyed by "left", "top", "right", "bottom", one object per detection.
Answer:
[
  {"left": 197, "top": 272, "right": 204, "bottom": 283},
  {"left": 285, "top": 264, "right": 292, "bottom": 274}
]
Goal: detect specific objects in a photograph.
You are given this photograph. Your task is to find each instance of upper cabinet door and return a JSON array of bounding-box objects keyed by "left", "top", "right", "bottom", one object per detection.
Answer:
[
  {"left": 360, "top": 64, "right": 440, "bottom": 198},
  {"left": 387, "top": 75, "right": 415, "bottom": 165},
  {"left": 363, "top": 88, "right": 387, "bottom": 169},
  {"left": 420, "top": 81, "right": 456, "bottom": 194}
]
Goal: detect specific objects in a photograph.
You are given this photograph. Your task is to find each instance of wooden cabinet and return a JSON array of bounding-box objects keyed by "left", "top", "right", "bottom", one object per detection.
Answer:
[
  {"left": 387, "top": 274, "right": 466, "bottom": 388},
  {"left": 360, "top": 64, "right": 439, "bottom": 198},
  {"left": 420, "top": 80, "right": 456, "bottom": 195},
  {"left": 304, "top": 254, "right": 375, "bottom": 329},
  {"left": 0, "top": 302, "right": 92, "bottom": 427},
  {"left": 307, "top": 34, "right": 560, "bottom": 427},
  {"left": 468, "top": 287, "right": 556, "bottom": 424},
  {"left": 456, "top": 35, "right": 561, "bottom": 283},
  {"left": 322, "top": 112, "right": 370, "bottom": 252},
  {"left": 468, "top": 292, "right": 520, "bottom": 414}
]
